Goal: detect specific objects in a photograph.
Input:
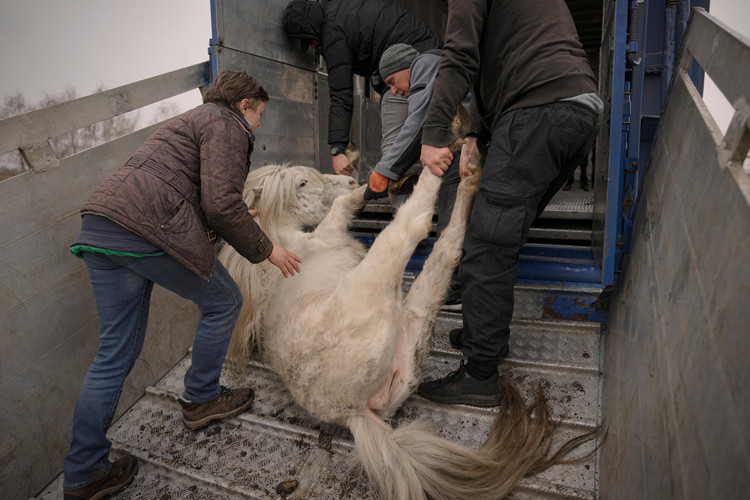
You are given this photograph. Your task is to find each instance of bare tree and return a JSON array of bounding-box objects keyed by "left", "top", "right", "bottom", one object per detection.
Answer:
[
  {"left": 0, "top": 93, "right": 34, "bottom": 179},
  {"left": 1, "top": 87, "right": 181, "bottom": 180}
]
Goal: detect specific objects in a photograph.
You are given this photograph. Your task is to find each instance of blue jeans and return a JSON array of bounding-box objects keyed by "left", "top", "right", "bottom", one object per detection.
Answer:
[{"left": 63, "top": 251, "right": 242, "bottom": 489}]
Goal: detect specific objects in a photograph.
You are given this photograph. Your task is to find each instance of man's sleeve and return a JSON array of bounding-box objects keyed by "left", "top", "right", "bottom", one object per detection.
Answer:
[
  {"left": 374, "top": 55, "right": 439, "bottom": 179},
  {"left": 325, "top": 38, "right": 355, "bottom": 146},
  {"left": 422, "top": 0, "right": 486, "bottom": 148}
]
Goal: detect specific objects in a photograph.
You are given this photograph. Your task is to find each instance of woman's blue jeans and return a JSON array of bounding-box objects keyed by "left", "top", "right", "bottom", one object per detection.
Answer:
[{"left": 63, "top": 251, "right": 242, "bottom": 489}]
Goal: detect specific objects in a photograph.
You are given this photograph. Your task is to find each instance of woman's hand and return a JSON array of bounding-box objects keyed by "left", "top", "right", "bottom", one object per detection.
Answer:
[
  {"left": 420, "top": 144, "right": 453, "bottom": 177},
  {"left": 268, "top": 244, "right": 303, "bottom": 277}
]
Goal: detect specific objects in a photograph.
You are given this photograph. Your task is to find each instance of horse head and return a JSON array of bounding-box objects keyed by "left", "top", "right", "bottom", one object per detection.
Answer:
[{"left": 243, "top": 164, "right": 358, "bottom": 232}]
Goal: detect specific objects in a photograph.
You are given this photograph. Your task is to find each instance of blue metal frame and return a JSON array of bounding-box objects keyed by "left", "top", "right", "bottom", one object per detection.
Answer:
[
  {"left": 604, "top": 0, "right": 709, "bottom": 286},
  {"left": 355, "top": 235, "right": 601, "bottom": 284},
  {"left": 354, "top": 234, "right": 608, "bottom": 321},
  {"left": 602, "top": 0, "right": 631, "bottom": 287},
  {"left": 209, "top": 0, "right": 220, "bottom": 81}
]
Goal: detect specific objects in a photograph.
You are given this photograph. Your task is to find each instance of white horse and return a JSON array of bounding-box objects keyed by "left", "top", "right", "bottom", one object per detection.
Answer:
[{"left": 219, "top": 146, "right": 596, "bottom": 499}]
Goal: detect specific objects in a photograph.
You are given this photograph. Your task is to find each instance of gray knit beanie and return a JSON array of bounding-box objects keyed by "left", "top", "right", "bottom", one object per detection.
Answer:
[{"left": 379, "top": 44, "right": 419, "bottom": 79}]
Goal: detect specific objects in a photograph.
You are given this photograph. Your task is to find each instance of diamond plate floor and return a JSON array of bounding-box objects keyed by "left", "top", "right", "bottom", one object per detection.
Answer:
[{"left": 34, "top": 289, "right": 603, "bottom": 500}]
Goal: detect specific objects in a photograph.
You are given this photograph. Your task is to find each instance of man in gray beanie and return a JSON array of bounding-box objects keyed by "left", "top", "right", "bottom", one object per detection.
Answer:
[
  {"left": 377, "top": 44, "right": 420, "bottom": 92},
  {"left": 364, "top": 43, "right": 422, "bottom": 199},
  {"left": 282, "top": 0, "right": 441, "bottom": 177},
  {"left": 367, "top": 44, "right": 468, "bottom": 308}
]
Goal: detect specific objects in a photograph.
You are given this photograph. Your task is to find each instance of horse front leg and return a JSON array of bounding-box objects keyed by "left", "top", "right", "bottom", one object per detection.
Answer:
[
  {"left": 354, "top": 168, "right": 442, "bottom": 287},
  {"left": 378, "top": 158, "right": 483, "bottom": 415},
  {"left": 312, "top": 185, "right": 367, "bottom": 247}
]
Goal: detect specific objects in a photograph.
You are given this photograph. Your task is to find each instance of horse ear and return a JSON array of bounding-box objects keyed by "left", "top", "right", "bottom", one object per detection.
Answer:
[{"left": 245, "top": 186, "right": 262, "bottom": 209}]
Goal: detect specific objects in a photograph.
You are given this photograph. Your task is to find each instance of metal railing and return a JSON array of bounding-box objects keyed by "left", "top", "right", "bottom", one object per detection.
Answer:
[
  {"left": 0, "top": 62, "right": 209, "bottom": 171},
  {"left": 679, "top": 9, "right": 750, "bottom": 176},
  {"left": 0, "top": 62, "right": 209, "bottom": 499}
]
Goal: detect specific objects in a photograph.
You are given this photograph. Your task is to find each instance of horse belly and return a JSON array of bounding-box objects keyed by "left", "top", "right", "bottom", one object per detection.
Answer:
[{"left": 266, "top": 291, "right": 401, "bottom": 421}]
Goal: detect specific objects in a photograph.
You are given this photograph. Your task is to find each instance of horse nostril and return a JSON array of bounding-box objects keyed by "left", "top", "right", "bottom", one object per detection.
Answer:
[{"left": 350, "top": 179, "right": 359, "bottom": 187}]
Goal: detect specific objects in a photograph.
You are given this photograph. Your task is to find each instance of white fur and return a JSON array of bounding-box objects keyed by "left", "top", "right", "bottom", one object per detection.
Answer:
[{"left": 218, "top": 159, "right": 595, "bottom": 499}]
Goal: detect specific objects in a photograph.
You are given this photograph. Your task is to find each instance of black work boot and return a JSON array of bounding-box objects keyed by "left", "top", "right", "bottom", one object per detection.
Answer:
[
  {"left": 179, "top": 386, "right": 255, "bottom": 430},
  {"left": 418, "top": 361, "right": 502, "bottom": 407},
  {"left": 64, "top": 454, "right": 139, "bottom": 500}
]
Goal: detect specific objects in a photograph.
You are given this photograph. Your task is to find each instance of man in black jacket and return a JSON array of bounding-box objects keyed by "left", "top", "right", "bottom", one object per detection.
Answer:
[
  {"left": 418, "top": 0, "right": 602, "bottom": 406},
  {"left": 283, "top": 0, "right": 441, "bottom": 180}
]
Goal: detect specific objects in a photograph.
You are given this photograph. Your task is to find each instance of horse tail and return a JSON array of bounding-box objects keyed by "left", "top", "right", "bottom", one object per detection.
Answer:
[
  {"left": 219, "top": 243, "right": 267, "bottom": 365},
  {"left": 348, "top": 379, "right": 602, "bottom": 500}
]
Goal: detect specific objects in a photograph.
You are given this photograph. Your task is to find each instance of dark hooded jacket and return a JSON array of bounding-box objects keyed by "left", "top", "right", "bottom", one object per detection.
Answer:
[
  {"left": 284, "top": 0, "right": 441, "bottom": 146},
  {"left": 423, "top": 0, "right": 598, "bottom": 148},
  {"left": 80, "top": 103, "right": 273, "bottom": 281}
]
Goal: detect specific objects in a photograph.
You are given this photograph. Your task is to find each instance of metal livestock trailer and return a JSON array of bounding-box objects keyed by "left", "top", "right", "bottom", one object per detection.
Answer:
[{"left": 1, "top": 0, "right": 748, "bottom": 498}]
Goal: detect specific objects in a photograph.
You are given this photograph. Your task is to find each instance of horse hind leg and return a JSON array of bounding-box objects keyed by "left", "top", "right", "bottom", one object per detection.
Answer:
[
  {"left": 407, "top": 155, "right": 482, "bottom": 319},
  {"left": 354, "top": 168, "right": 442, "bottom": 288},
  {"left": 378, "top": 158, "right": 482, "bottom": 414},
  {"left": 350, "top": 104, "right": 472, "bottom": 291}
]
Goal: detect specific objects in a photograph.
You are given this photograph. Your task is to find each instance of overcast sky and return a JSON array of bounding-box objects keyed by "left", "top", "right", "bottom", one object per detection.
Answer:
[
  {"left": 0, "top": 0, "right": 211, "bottom": 113},
  {"left": 0, "top": 0, "right": 748, "bottom": 130}
]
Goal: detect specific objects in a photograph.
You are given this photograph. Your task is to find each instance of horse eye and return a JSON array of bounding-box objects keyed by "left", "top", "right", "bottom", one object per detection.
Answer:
[{"left": 299, "top": 180, "right": 308, "bottom": 187}]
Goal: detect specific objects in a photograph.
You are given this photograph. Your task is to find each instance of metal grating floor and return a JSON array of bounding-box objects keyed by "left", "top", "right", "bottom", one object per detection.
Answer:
[
  {"left": 353, "top": 188, "right": 595, "bottom": 246},
  {"left": 34, "top": 285, "right": 604, "bottom": 500},
  {"left": 538, "top": 190, "right": 595, "bottom": 220}
]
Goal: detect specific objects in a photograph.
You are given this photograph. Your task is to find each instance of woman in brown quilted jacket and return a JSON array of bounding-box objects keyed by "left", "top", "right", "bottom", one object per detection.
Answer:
[{"left": 62, "top": 71, "right": 302, "bottom": 500}]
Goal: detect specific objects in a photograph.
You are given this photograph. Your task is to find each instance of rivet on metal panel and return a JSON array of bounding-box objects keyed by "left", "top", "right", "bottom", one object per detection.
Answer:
[{"left": 623, "top": 189, "right": 633, "bottom": 210}]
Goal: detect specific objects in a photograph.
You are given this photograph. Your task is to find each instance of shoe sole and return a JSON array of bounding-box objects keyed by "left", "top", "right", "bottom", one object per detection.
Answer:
[
  {"left": 417, "top": 391, "right": 502, "bottom": 407},
  {"left": 440, "top": 303, "right": 462, "bottom": 312},
  {"left": 182, "top": 393, "right": 255, "bottom": 430},
  {"left": 68, "top": 458, "right": 139, "bottom": 500}
]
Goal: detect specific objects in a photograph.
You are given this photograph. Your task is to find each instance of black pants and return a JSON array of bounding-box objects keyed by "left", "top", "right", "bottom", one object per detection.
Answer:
[{"left": 459, "top": 102, "right": 598, "bottom": 365}]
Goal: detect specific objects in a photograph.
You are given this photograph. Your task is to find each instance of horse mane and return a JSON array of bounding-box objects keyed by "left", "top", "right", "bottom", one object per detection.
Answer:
[
  {"left": 223, "top": 163, "right": 299, "bottom": 365},
  {"left": 243, "top": 163, "right": 296, "bottom": 245}
]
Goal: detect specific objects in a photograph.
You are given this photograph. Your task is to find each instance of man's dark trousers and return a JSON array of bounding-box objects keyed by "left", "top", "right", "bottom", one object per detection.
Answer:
[{"left": 458, "top": 101, "right": 598, "bottom": 370}]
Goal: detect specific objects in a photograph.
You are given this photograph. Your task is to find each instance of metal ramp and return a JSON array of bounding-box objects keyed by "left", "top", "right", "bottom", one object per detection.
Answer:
[
  {"left": 33, "top": 278, "right": 604, "bottom": 500},
  {"left": 354, "top": 188, "right": 595, "bottom": 245},
  {"left": 533, "top": 190, "right": 595, "bottom": 244}
]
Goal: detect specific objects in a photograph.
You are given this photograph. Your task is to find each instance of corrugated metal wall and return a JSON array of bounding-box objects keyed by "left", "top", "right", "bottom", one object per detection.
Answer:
[
  {"left": 600, "top": 9, "right": 750, "bottom": 497},
  {"left": 0, "top": 67, "right": 206, "bottom": 499}
]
